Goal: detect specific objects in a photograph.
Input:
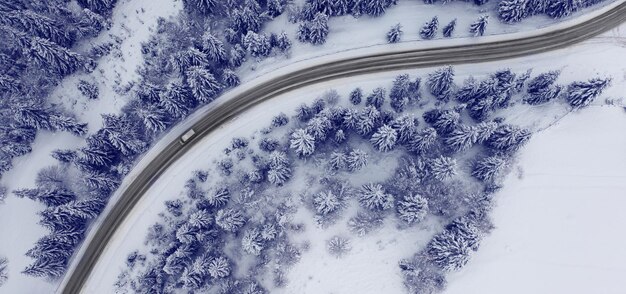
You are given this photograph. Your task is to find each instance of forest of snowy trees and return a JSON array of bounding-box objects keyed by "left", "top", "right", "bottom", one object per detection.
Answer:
[
  {"left": 112, "top": 65, "right": 610, "bottom": 293},
  {"left": 0, "top": 0, "right": 613, "bottom": 288}
]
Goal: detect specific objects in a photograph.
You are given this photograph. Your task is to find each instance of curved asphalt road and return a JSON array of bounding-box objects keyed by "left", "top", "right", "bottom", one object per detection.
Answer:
[{"left": 61, "top": 3, "right": 626, "bottom": 293}]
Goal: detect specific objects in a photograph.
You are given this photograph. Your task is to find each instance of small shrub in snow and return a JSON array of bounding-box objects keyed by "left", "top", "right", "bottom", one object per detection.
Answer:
[
  {"left": 326, "top": 236, "right": 352, "bottom": 258},
  {"left": 77, "top": 80, "right": 99, "bottom": 100}
]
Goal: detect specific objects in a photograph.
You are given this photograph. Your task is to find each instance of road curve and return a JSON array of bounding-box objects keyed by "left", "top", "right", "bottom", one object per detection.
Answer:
[{"left": 60, "top": 3, "right": 626, "bottom": 293}]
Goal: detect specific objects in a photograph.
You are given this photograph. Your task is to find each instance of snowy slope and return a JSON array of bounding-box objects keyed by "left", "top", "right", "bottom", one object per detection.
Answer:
[{"left": 445, "top": 106, "right": 626, "bottom": 294}]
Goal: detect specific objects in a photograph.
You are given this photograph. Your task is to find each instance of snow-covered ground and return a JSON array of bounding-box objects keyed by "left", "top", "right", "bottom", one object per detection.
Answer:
[
  {"left": 79, "top": 20, "right": 626, "bottom": 293},
  {"left": 445, "top": 106, "right": 626, "bottom": 294}
]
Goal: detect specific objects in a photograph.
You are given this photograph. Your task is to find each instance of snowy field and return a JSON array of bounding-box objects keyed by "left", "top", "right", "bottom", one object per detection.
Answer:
[
  {"left": 446, "top": 106, "right": 626, "bottom": 294},
  {"left": 78, "top": 22, "right": 626, "bottom": 293}
]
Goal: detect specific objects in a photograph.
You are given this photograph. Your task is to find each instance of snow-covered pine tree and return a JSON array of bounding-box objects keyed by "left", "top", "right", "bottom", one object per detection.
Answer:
[
  {"left": 14, "top": 187, "right": 76, "bottom": 207},
  {"left": 185, "top": 66, "right": 222, "bottom": 103},
  {"left": 206, "top": 187, "right": 230, "bottom": 207},
  {"left": 215, "top": 208, "right": 246, "bottom": 232},
  {"left": 485, "top": 124, "right": 531, "bottom": 153},
  {"left": 387, "top": 23, "right": 403, "bottom": 43},
  {"left": 370, "top": 124, "right": 398, "bottom": 152},
  {"left": 268, "top": 165, "right": 292, "bottom": 185},
  {"left": 545, "top": 0, "right": 582, "bottom": 18},
  {"left": 242, "top": 228, "right": 264, "bottom": 255},
  {"left": 231, "top": 7, "right": 262, "bottom": 35},
  {"left": 326, "top": 235, "right": 351, "bottom": 257},
  {"left": 407, "top": 127, "right": 438, "bottom": 154},
  {"left": 267, "top": 0, "right": 285, "bottom": 17},
  {"left": 429, "top": 156, "right": 457, "bottom": 181},
  {"left": 51, "top": 149, "right": 77, "bottom": 163},
  {"left": 442, "top": 19, "right": 456, "bottom": 38},
  {"left": 426, "top": 218, "right": 480, "bottom": 271},
  {"left": 427, "top": 66, "right": 454, "bottom": 101},
  {"left": 356, "top": 106, "right": 381, "bottom": 135},
  {"left": 202, "top": 31, "right": 227, "bottom": 63},
  {"left": 366, "top": 0, "right": 393, "bottom": 16},
  {"left": 423, "top": 109, "right": 460, "bottom": 134},
  {"left": 472, "top": 155, "right": 508, "bottom": 182},
  {"left": 366, "top": 87, "right": 386, "bottom": 109},
  {"left": 524, "top": 70, "right": 563, "bottom": 105},
  {"left": 207, "top": 256, "right": 231, "bottom": 279},
  {"left": 290, "top": 128, "right": 316, "bottom": 157},
  {"left": 275, "top": 31, "right": 292, "bottom": 52},
  {"left": 243, "top": 31, "right": 272, "bottom": 58},
  {"left": 0, "top": 257, "right": 6, "bottom": 286},
  {"left": 420, "top": 17, "right": 439, "bottom": 40},
  {"left": 229, "top": 44, "right": 246, "bottom": 67},
  {"left": 306, "top": 116, "right": 333, "bottom": 141},
  {"left": 525, "top": 85, "right": 562, "bottom": 105},
  {"left": 359, "top": 183, "right": 394, "bottom": 210},
  {"left": 396, "top": 193, "right": 428, "bottom": 224},
  {"left": 498, "top": 0, "right": 529, "bottom": 23},
  {"left": 329, "top": 151, "right": 347, "bottom": 170},
  {"left": 347, "top": 149, "right": 368, "bottom": 171},
  {"left": 444, "top": 124, "right": 479, "bottom": 152},
  {"left": 160, "top": 81, "right": 192, "bottom": 118},
  {"left": 350, "top": 88, "right": 363, "bottom": 105},
  {"left": 99, "top": 114, "right": 146, "bottom": 156},
  {"left": 390, "top": 74, "right": 412, "bottom": 112},
  {"left": 134, "top": 104, "right": 169, "bottom": 133},
  {"left": 22, "top": 255, "right": 66, "bottom": 278},
  {"left": 309, "top": 12, "right": 330, "bottom": 45},
  {"left": 348, "top": 211, "right": 384, "bottom": 236},
  {"left": 77, "top": 0, "right": 118, "bottom": 14},
  {"left": 469, "top": 15, "right": 489, "bottom": 37},
  {"left": 565, "top": 77, "right": 611, "bottom": 109},
  {"left": 26, "top": 36, "right": 83, "bottom": 76},
  {"left": 474, "top": 121, "right": 499, "bottom": 143},
  {"left": 313, "top": 190, "right": 342, "bottom": 215},
  {"left": 527, "top": 70, "right": 560, "bottom": 93},
  {"left": 222, "top": 69, "right": 240, "bottom": 88},
  {"left": 392, "top": 115, "right": 419, "bottom": 144}
]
